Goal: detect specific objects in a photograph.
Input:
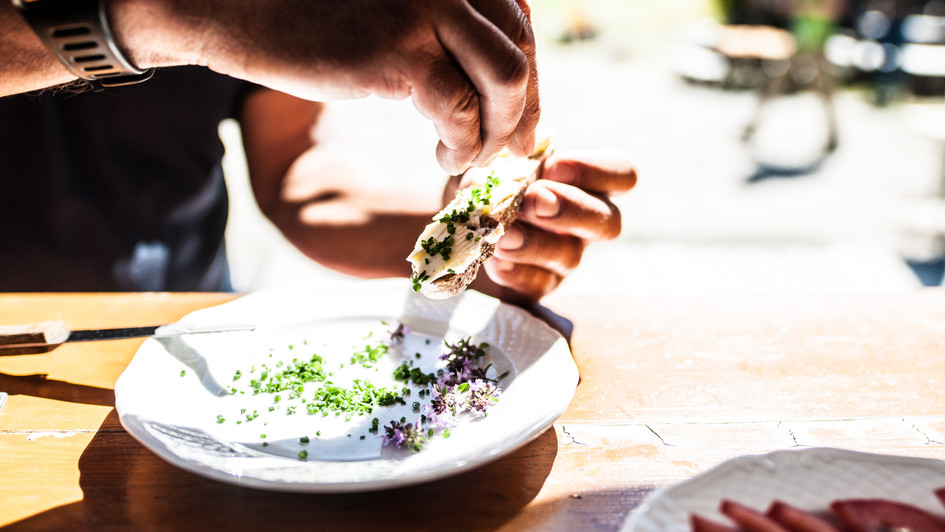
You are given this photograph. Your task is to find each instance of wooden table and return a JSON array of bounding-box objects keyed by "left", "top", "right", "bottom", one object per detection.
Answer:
[{"left": 2, "top": 290, "right": 945, "bottom": 531}]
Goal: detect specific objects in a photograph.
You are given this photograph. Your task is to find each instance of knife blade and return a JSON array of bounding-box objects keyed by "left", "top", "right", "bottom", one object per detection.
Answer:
[{"left": 0, "top": 320, "right": 255, "bottom": 355}]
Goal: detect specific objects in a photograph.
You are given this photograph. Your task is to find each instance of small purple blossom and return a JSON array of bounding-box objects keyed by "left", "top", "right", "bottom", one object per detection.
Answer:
[
  {"left": 382, "top": 418, "right": 426, "bottom": 452},
  {"left": 431, "top": 378, "right": 501, "bottom": 418},
  {"left": 380, "top": 336, "right": 501, "bottom": 451},
  {"left": 466, "top": 379, "right": 500, "bottom": 415},
  {"left": 385, "top": 320, "right": 409, "bottom": 345},
  {"left": 430, "top": 384, "right": 459, "bottom": 417}
]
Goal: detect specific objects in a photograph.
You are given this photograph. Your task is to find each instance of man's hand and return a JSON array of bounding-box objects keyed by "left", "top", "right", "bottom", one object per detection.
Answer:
[
  {"left": 3, "top": 0, "right": 539, "bottom": 174},
  {"left": 474, "top": 150, "right": 637, "bottom": 303},
  {"left": 132, "top": 0, "right": 540, "bottom": 175}
]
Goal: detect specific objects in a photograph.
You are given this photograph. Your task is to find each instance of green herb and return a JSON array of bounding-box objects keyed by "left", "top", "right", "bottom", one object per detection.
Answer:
[
  {"left": 303, "top": 379, "right": 402, "bottom": 418},
  {"left": 419, "top": 234, "right": 455, "bottom": 262},
  {"left": 349, "top": 342, "right": 389, "bottom": 368},
  {"left": 411, "top": 270, "right": 430, "bottom": 292},
  {"left": 392, "top": 362, "right": 436, "bottom": 386}
]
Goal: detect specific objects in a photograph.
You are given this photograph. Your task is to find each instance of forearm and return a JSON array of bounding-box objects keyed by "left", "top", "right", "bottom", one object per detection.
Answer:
[
  {"left": 262, "top": 150, "right": 536, "bottom": 304},
  {"left": 272, "top": 204, "right": 434, "bottom": 280},
  {"left": 0, "top": 0, "right": 203, "bottom": 96},
  {"left": 259, "top": 145, "right": 443, "bottom": 280},
  {"left": 0, "top": 1, "right": 72, "bottom": 94}
]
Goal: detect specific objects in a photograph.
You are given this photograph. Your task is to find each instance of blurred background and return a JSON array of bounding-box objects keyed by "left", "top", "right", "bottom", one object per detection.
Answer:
[{"left": 222, "top": 0, "right": 945, "bottom": 297}]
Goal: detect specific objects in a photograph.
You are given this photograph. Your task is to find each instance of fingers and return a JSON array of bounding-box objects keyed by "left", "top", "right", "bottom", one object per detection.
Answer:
[
  {"left": 509, "top": 47, "right": 540, "bottom": 158},
  {"left": 410, "top": 58, "right": 485, "bottom": 174},
  {"left": 430, "top": 0, "right": 535, "bottom": 173},
  {"left": 542, "top": 149, "right": 638, "bottom": 194},
  {"left": 494, "top": 222, "right": 584, "bottom": 277},
  {"left": 465, "top": 0, "right": 540, "bottom": 159},
  {"left": 474, "top": 148, "right": 635, "bottom": 302},
  {"left": 507, "top": 0, "right": 541, "bottom": 157},
  {"left": 483, "top": 259, "right": 562, "bottom": 302},
  {"left": 519, "top": 180, "right": 623, "bottom": 241}
]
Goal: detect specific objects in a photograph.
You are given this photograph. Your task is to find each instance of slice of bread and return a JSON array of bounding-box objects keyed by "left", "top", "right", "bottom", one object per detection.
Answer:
[{"left": 408, "top": 138, "right": 553, "bottom": 299}]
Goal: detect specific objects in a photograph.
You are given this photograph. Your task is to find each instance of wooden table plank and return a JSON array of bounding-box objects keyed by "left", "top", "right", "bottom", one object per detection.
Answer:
[
  {"left": 0, "top": 432, "right": 94, "bottom": 523},
  {"left": 2, "top": 291, "right": 945, "bottom": 531},
  {"left": 549, "top": 293, "right": 945, "bottom": 425},
  {"left": 0, "top": 293, "right": 239, "bottom": 528}
]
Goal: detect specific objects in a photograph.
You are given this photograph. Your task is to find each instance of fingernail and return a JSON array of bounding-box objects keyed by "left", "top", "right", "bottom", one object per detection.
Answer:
[
  {"left": 498, "top": 225, "right": 525, "bottom": 251},
  {"left": 543, "top": 162, "right": 576, "bottom": 184},
  {"left": 535, "top": 188, "right": 560, "bottom": 218}
]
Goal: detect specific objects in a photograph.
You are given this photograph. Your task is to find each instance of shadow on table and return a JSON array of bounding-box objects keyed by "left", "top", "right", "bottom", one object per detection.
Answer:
[
  {"left": 519, "top": 485, "right": 655, "bottom": 531},
  {"left": 0, "top": 372, "right": 114, "bottom": 407},
  {"left": 4, "top": 409, "right": 560, "bottom": 531}
]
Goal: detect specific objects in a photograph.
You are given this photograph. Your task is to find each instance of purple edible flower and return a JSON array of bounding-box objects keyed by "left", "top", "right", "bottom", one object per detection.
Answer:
[
  {"left": 385, "top": 320, "right": 409, "bottom": 344},
  {"left": 382, "top": 418, "right": 426, "bottom": 452},
  {"left": 380, "top": 336, "right": 501, "bottom": 451},
  {"left": 466, "top": 379, "right": 500, "bottom": 415}
]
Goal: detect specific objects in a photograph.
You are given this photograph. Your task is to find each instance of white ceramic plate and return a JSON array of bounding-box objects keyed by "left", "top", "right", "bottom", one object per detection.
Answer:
[
  {"left": 114, "top": 279, "right": 576, "bottom": 493},
  {"left": 623, "top": 447, "right": 945, "bottom": 531}
]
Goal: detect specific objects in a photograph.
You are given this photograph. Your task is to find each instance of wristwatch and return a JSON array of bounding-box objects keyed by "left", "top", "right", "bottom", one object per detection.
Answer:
[{"left": 12, "top": 0, "right": 154, "bottom": 87}]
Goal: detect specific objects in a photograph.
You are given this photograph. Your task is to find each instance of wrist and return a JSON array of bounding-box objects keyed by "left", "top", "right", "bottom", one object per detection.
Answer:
[
  {"left": 106, "top": 0, "right": 211, "bottom": 69},
  {"left": 12, "top": 0, "right": 156, "bottom": 85},
  {"left": 0, "top": 1, "right": 74, "bottom": 88}
]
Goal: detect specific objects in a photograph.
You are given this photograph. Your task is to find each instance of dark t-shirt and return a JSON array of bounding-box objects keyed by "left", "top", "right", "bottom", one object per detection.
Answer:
[{"left": 0, "top": 67, "right": 256, "bottom": 291}]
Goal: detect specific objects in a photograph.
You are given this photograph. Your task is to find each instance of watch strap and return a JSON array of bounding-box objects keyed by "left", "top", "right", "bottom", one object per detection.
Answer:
[{"left": 12, "top": 0, "right": 154, "bottom": 87}]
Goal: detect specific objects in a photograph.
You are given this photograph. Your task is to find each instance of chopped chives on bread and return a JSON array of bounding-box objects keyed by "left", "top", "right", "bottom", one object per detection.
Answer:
[{"left": 407, "top": 137, "right": 553, "bottom": 299}]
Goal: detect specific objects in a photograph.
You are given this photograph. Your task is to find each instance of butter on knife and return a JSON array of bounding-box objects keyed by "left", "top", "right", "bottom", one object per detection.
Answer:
[{"left": 0, "top": 320, "right": 255, "bottom": 355}]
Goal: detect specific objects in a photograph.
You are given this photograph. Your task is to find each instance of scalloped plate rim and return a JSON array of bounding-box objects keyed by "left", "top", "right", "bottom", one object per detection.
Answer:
[
  {"left": 114, "top": 279, "right": 577, "bottom": 493},
  {"left": 623, "top": 447, "right": 945, "bottom": 532}
]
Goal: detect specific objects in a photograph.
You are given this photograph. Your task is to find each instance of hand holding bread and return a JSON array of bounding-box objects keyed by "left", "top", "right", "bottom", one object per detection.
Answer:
[{"left": 408, "top": 142, "right": 637, "bottom": 303}]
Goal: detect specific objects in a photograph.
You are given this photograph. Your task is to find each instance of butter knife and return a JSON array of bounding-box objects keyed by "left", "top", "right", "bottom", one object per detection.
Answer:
[{"left": 0, "top": 320, "right": 255, "bottom": 355}]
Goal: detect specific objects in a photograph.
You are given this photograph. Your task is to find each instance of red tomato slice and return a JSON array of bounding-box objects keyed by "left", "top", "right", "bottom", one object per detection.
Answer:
[
  {"left": 830, "top": 499, "right": 945, "bottom": 532},
  {"left": 691, "top": 513, "right": 739, "bottom": 532},
  {"left": 720, "top": 499, "right": 792, "bottom": 532},
  {"left": 766, "top": 500, "right": 842, "bottom": 532},
  {"left": 936, "top": 488, "right": 945, "bottom": 512}
]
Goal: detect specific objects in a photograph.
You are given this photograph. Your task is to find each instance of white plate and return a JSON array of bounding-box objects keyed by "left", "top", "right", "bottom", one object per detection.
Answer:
[
  {"left": 623, "top": 447, "right": 945, "bottom": 531},
  {"left": 114, "top": 279, "right": 576, "bottom": 493}
]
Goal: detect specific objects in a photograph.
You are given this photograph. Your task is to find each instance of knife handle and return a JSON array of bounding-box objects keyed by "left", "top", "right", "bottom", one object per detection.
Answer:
[{"left": 0, "top": 320, "right": 70, "bottom": 355}]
